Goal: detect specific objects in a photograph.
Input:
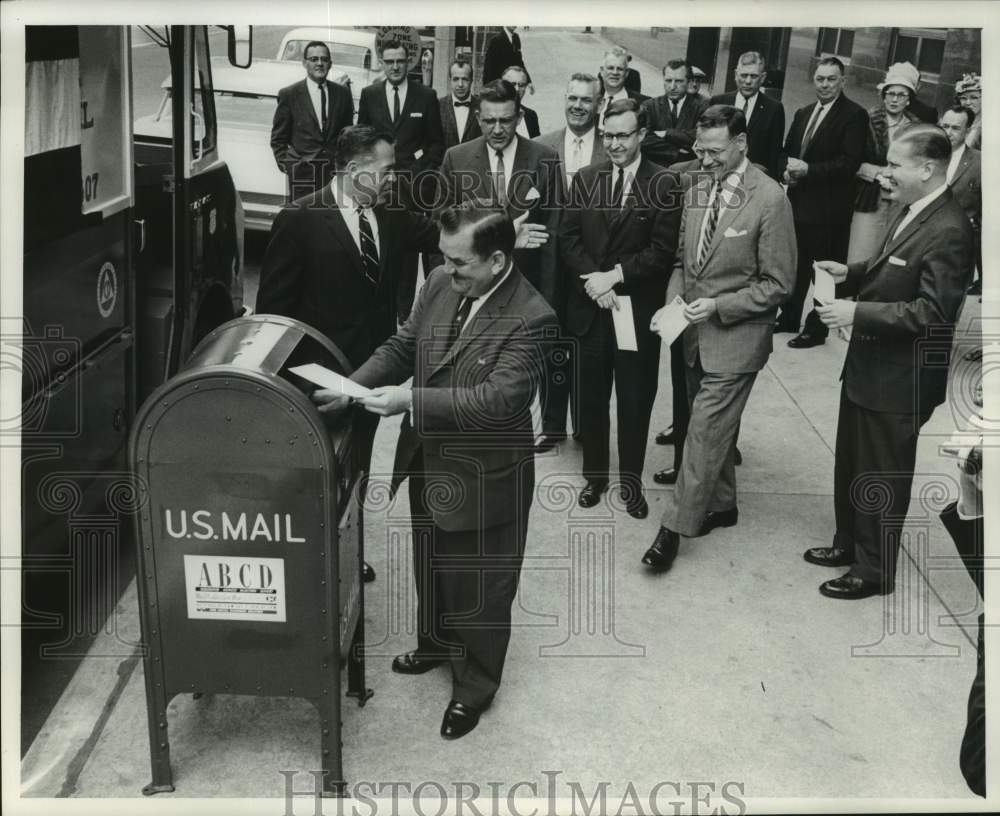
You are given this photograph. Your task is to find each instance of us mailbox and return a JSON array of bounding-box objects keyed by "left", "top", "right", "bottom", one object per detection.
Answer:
[{"left": 129, "top": 315, "right": 371, "bottom": 797}]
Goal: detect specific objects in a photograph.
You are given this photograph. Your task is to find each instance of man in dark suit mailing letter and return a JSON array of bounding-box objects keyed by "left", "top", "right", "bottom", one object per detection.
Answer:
[
  {"left": 643, "top": 105, "right": 795, "bottom": 573},
  {"left": 314, "top": 200, "right": 557, "bottom": 740},
  {"left": 803, "top": 124, "right": 972, "bottom": 599},
  {"left": 270, "top": 41, "right": 355, "bottom": 196}
]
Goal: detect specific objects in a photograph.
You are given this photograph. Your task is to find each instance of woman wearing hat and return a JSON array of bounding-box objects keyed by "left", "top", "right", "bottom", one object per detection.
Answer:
[
  {"left": 955, "top": 73, "right": 982, "bottom": 149},
  {"left": 847, "top": 65, "right": 919, "bottom": 262}
]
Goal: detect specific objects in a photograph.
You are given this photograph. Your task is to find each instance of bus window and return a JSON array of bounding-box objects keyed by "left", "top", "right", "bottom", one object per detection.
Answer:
[{"left": 190, "top": 26, "right": 218, "bottom": 173}]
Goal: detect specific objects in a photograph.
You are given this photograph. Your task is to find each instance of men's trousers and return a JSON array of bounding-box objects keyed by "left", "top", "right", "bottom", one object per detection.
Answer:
[
  {"left": 832, "top": 388, "right": 930, "bottom": 589},
  {"left": 577, "top": 309, "right": 660, "bottom": 494},
  {"left": 407, "top": 449, "right": 531, "bottom": 709},
  {"left": 659, "top": 354, "right": 756, "bottom": 537},
  {"left": 777, "top": 219, "right": 850, "bottom": 336}
]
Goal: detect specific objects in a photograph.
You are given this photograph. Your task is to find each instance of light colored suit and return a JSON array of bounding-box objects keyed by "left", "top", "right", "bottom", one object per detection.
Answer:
[
  {"left": 660, "top": 160, "right": 796, "bottom": 537},
  {"left": 534, "top": 127, "right": 605, "bottom": 186}
]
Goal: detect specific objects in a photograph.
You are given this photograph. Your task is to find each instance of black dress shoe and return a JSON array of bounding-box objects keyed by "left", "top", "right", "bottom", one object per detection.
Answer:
[
  {"left": 655, "top": 427, "right": 676, "bottom": 445},
  {"left": 819, "top": 573, "right": 890, "bottom": 600},
  {"left": 440, "top": 700, "right": 483, "bottom": 740},
  {"left": 787, "top": 332, "right": 825, "bottom": 349},
  {"left": 578, "top": 480, "right": 608, "bottom": 508},
  {"left": 362, "top": 561, "right": 376, "bottom": 583},
  {"left": 803, "top": 546, "right": 853, "bottom": 567},
  {"left": 734, "top": 446, "right": 743, "bottom": 466},
  {"left": 642, "top": 527, "right": 680, "bottom": 571},
  {"left": 698, "top": 507, "right": 738, "bottom": 536},
  {"left": 626, "top": 494, "right": 649, "bottom": 519},
  {"left": 391, "top": 651, "right": 445, "bottom": 675},
  {"left": 652, "top": 467, "right": 679, "bottom": 485}
]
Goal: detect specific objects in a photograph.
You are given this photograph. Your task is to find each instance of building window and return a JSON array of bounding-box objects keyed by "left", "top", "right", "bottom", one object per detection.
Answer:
[
  {"left": 816, "top": 28, "right": 855, "bottom": 62},
  {"left": 892, "top": 28, "right": 947, "bottom": 79}
]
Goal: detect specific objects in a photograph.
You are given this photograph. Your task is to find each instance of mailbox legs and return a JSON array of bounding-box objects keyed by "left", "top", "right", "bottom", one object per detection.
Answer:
[
  {"left": 140, "top": 663, "right": 176, "bottom": 795},
  {"left": 346, "top": 497, "right": 373, "bottom": 706}
]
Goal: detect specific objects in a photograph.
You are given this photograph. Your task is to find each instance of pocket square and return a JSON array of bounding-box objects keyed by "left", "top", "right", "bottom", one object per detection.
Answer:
[
  {"left": 888, "top": 255, "right": 907, "bottom": 266},
  {"left": 410, "top": 111, "right": 423, "bottom": 118},
  {"left": 724, "top": 227, "right": 748, "bottom": 238},
  {"left": 525, "top": 186, "right": 541, "bottom": 201},
  {"left": 414, "top": 148, "right": 424, "bottom": 160}
]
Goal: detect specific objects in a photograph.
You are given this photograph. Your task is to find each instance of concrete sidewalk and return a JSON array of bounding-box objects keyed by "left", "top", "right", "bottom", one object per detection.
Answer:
[{"left": 19, "top": 291, "right": 984, "bottom": 803}]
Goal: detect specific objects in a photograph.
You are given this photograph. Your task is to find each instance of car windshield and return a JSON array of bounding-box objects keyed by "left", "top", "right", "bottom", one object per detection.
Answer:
[
  {"left": 214, "top": 92, "right": 278, "bottom": 127},
  {"left": 281, "top": 39, "right": 371, "bottom": 69}
]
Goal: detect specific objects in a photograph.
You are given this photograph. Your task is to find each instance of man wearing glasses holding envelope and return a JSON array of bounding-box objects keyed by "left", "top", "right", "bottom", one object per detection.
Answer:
[
  {"left": 642, "top": 104, "right": 795, "bottom": 573},
  {"left": 803, "top": 124, "right": 972, "bottom": 599}
]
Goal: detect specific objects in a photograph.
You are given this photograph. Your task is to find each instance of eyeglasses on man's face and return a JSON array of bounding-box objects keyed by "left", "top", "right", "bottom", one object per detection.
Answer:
[
  {"left": 692, "top": 137, "right": 737, "bottom": 160},
  {"left": 602, "top": 129, "right": 639, "bottom": 144}
]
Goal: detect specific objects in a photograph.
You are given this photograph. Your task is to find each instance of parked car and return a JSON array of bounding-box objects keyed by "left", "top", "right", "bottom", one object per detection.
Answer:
[
  {"left": 276, "top": 26, "right": 432, "bottom": 103},
  {"left": 134, "top": 58, "right": 305, "bottom": 231}
]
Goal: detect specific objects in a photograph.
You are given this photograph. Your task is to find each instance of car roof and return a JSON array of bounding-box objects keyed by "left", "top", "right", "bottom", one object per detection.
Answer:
[
  {"left": 279, "top": 27, "right": 376, "bottom": 48},
  {"left": 159, "top": 58, "right": 306, "bottom": 96}
]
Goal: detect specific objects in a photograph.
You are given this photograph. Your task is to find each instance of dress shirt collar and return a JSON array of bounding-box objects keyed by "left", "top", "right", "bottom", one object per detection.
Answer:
[
  {"left": 905, "top": 182, "right": 949, "bottom": 221},
  {"left": 385, "top": 78, "right": 408, "bottom": 110},
  {"left": 487, "top": 136, "right": 519, "bottom": 175},
  {"left": 464, "top": 261, "right": 514, "bottom": 329},
  {"left": 503, "top": 27, "right": 515, "bottom": 43},
  {"left": 947, "top": 143, "right": 967, "bottom": 183}
]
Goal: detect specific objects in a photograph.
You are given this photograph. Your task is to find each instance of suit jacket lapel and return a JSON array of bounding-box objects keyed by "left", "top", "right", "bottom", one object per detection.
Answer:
[
  {"left": 299, "top": 80, "right": 322, "bottom": 133},
  {"left": 320, "top": 192, "right": 364, "bottom": 277},
  {"left": 440, "top": 269, "right": 519, "bottom": 369},
  {"left": 803, "top": 95, "right": 842, "bottom": 157},
  {"left": 867, "top": 192, "right": 950, "bottom": 271},
  {"left": 606, "top": 160, "right": 647, "bottom": 235},
  {"left": 950, "top": 149, "right": 973, "bottom": 186},
  {"left": 697, "top": 169, "right": 753, "bottom": 272}
]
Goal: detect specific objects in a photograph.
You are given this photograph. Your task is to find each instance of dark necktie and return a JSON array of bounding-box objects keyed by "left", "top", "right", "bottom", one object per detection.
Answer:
[
  {"left": 697, "top": 180, "right": 724, "bottom": 267},
  {"left": 882, "top": 205, "right": 911, "bottom": 253},
  {"left": 392, "top": 85, "right": 400, "bottom": 123},
  {"left": 670, "top": 99, "right": 679, "bottom": 125},
  {"left": 610, "top": 167, "right": 625, "bottom": 209},
  {"left": 318, "top": 81, "right": 327, "bottom": 130},
  {"left": 356, "top": 206, "right": 380, "bottom": 285},
  {"left": 448, "top": 296, "right": 475, "bottom": 350},
  {"left": 494, "top": 149, "right": 507, "bottom": 207}
]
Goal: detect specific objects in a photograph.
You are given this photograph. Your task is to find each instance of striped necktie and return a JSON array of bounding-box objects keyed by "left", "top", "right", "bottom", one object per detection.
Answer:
[
  {"left": 697, "top": 180, "right": 724, "bottom": 267},
  {"left": 356, "top": 206, "right": 380, "bottom": 285}
]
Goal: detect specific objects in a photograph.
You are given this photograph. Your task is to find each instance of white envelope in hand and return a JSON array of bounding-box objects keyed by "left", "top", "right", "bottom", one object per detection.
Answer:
[
  {"left": 611, "top": 296, "right": 638, "bottom": 352},
  {"left": 724, "top": 227, "right": 748, "bottom": 238},
  {"left": 289, "top": 364, "right": 373, "bottom": 399},
  {"left": 650, "top": 296, "right": 689, "bottom": 347},
  {"left": 812, "top": 262, "right": 836, "bottom": 305}
]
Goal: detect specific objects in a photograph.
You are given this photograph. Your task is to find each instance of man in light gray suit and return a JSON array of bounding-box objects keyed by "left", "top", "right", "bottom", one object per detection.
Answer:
[
  {"left": 535, "top": 72, "right": 606, "bottom": 190},
  {"left": 642, "top": 104, "right": 796, "bottom": 571},
  {"left": 533, "top": 72, "right": 606, "bottom": 445}
]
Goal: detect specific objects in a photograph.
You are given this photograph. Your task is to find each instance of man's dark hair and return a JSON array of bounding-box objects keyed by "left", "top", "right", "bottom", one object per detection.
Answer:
[
  {"left": 303, "top": 41, "right": 331, "bottom": 60},
  {"left": 664, "top": 58, "right": 693, "bottom": 80},
  {"left": 479, "top": 79, "right": 522, "bottom": 114},
  {"left": 697, "top": 104, "right": 748, "bottom": 138},
  {"left": 450, "top": 59, "right": 474, "bottom": 79},
  {"left": 335, "top": 125, "right": 394, "bottom": 170},
  {"left": 944, "top": 104, "right": 976, "bottom": 129},
  {"left": 378, "top": 38, "right": 408, "bottom": 59},
  {"left": 896, "top": 123, "right": 953, "bottom": 163},
  {"left": 603, "top": 97, "right": 647, "bottom": 129},
  {"left": 817, "top": 56, "right": 846, "bottom": 75},
  {"left": 438, "top": 198, "right": 516, "bottom": 260}
]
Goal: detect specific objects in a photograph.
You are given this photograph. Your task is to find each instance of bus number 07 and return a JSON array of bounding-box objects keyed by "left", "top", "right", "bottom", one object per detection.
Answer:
[{"left": 83, "top": 173, "right": 100, "bottom": 203}]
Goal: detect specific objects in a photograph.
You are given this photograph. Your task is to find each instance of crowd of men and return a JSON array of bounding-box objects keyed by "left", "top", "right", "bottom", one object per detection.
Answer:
[{"left": 258, "top": 31, "right": 983, "bottom": 769}]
